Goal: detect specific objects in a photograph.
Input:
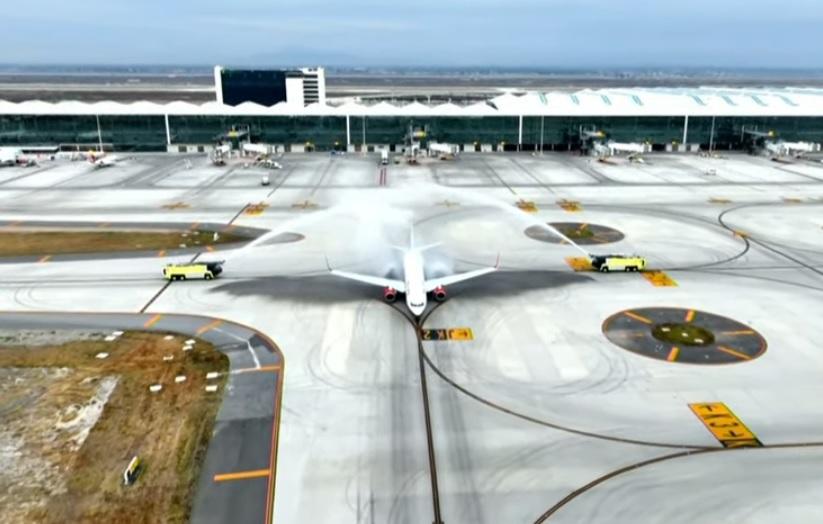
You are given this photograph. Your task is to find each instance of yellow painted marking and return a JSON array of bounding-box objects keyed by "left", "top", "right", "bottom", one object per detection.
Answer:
[
  {"left": 515, "top": 199, "right": 538, "bottom": 213},
  {"left": 689, "top": 402, "right": 761, "bottom": 447},
  {"left": 447, "top": 328, "right": 474, "bottom": 341},
  {"left": 576, "top": 223, "right": 589, "bottom": 232},
  {"left": 783, "top": 197, "right": 803, "bottom": 204},
  {"left": 641, "top": 270, "right": 678, "bottom": 287},
  {"left": 235, "top": 365, "right": 282, "bottom": 374},
  {"left": 624, "top": 311, "right": 653, "bottom": 324},
  {"left": 190, "top": 221, "right": 200, "bottom": 230},
  {"left": 667, "top": 346, "right": 680, "bottom": 362},
  {"left": 206, "top": 245, "right": 215, "bottom": 252},
  {"left": 213, "top": 469, "right": 270, "bottom": 482},
  {"left": 196, "top": 319, "right": 223, "bottom": 336},
  {"left": 721, "top": 330, "right": 755, "bottom": 336},
  {"left": 291, "top": 200, "right": 318, "bottom": 210},
  {"left": 162, "top": 201, "right": 190, "bottom": 210},
  {"left": 708, "top": 198, "right": 731, "bottom": 204},
  {"left": 732, "top": 230, "right": 749, "bottom": 239},
  {"left": 564, "top": 256, "right": 592, "bottom": 272},
  {"left": 143, "top": 314, "right": 162, "bottom": 328},
  {"left": 437, "top": 200, "right": 460, "bottom": 208},
  {"left": 38, "top": 255, "right": 52, "bottom": 263},
  {"left": 556, "top": 199, "right": 582, "bottom": 212},
  {"left": 685, "top": 309, "right": 695, "bottom": 323},
  {"left": 156, "top": 250, "right": 166, "bottom": 257},
  {"left": 717, "top": 345, "right": 752, "bottom": 361},
  {"left": 97, "top": 222, "right": 110, "bottom": 228},
  {"left": 5, "top": 220, "right": 23, "bottom": 228},
  {"left": 244, "top": 202, "right": 269, "bottom": 216}
]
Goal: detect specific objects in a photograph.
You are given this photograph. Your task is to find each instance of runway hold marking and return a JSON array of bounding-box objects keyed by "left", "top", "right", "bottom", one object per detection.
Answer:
[
  {"left": 244, "top": 202, "right": 269, "bottom": 216},
  {"left": 641, "top": 270, "right": 678, "bottom": 287},
  {"left": 196, "top": 319, "right": 223, "bottom": 336},
  {"left": 291, "top": 200, "right": 318, "bottom": 210},
  {"left": 732, "top": 229, "right": 749, "bottom": 239},
  {"left": 689, "top": 402, "right": 762, "bottom": 448},
  {"left": 213, "top": 469, "right": 270, "bottom": 483},
  {"left": 667, "top": 346, "right": 680, "bottom": 362},
  {"left": 717, "top": 345, "right": 752, "bottom": 361},
  {"left": 143, "top": 314, "right": 163, "bottom": 328},
  {"left": 565, "top": 256, "right": 592, "bottom": 272},
  {"left": 516, "top": 199, "right": 538, "bottom": 213},
  {"left": 623, "top": 311, "right": 653, "bottom": 324},
  {"left": 708, "top": 197, "right": 732, "bottom": 204},
  {"left": 685, "top": 309, "right": 696, "bottom": 323},
  {"left": 421, "top": 328, "right": 474, "bottom": 341},
  {"left": 38, "top": 255, "right": 52, "bottom": 263},
  {"left": 556, "top": 199, "right": 582, "bottom": 212},
  {"left": 782, "top": 197, "right": 803, "bottom": 204}
]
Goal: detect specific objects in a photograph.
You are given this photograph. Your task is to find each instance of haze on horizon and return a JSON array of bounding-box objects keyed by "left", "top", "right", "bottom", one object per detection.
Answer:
[{"left": 0, "top": 0, "right": 821, "bottom": 69}]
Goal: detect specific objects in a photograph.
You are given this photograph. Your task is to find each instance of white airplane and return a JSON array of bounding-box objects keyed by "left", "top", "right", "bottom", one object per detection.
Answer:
[
  {"left": 0, "top": 147, "right": 21, "bottom": 167},
  {"left": 86, "top": 151, "right": 122, "bottom": 168},
  {"left": 327, "top": 231, "right": 499, "bottom": 317}
]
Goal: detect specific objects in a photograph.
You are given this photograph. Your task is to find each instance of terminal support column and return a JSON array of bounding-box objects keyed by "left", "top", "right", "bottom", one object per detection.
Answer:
[
  {"left": 164, "top": 114, "right": 171, "bottom": 147},
  {"left": 346, "top": 115, "right": 351, "bottom": 147},
  {"left": 518, "top": 115, "right": 523, "bottom": 151},
  {"left": 682, "top": 115, "right": 689, "bottom": 145}
]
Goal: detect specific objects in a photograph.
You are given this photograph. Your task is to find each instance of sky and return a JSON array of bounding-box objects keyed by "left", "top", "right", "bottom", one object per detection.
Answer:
[{"left": 1, "top": 0, "right": 822, "bottom": 68}]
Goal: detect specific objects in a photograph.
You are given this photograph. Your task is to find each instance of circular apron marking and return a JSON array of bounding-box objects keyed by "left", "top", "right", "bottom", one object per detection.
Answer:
[{"left": 602, "top": 307, "right": 766, "bottom": 364}]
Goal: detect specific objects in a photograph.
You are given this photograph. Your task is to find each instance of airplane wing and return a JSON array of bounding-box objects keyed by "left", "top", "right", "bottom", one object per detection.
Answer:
[
  {"left": 423, "top": 255, "right": 500, "bottom": 292},
  {"left": 330, "top": 269, "right": 405, "bottom": 292},
  {"left": 326, "top": 258, "right": 405, "bottom": 292}
]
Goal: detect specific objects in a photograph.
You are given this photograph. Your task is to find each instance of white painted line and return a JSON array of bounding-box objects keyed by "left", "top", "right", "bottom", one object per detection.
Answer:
[
  {"left": 175, "top": 375, "right": 186, "bottom": 383},
  {"left": 213, "top": 327, "right": 261, "bottom": 370},
  {"left": 95, "top": 352, "right": 109, "bottom": 359},
  {"left": 149, "top": 384, "right": 163, "bottom": 393},
  {"left": 205, "top": 385, "right": 218, "bottom": 393},
  {"left": 163, "top": 355, "right": 174, "bottom": 361},
  {"left": 206, "top": 372, "right": 220, "bottom": 380}
]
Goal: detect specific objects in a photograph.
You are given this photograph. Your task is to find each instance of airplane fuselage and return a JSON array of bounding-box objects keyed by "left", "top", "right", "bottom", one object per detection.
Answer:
[{"left": 403, "top": 251, "right": 427, "bottom": 317}]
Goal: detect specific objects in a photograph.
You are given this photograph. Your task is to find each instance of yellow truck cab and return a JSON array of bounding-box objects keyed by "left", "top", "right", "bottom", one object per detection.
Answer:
[
  {"left": 590, "top": 254, "right": 646, "bottom": 273},
  {"left": 163, "top": 261, "right": 224, "bottom": 281}
]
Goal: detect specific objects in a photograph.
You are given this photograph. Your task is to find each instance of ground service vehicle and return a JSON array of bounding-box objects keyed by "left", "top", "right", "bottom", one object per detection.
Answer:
[
  {"left": 590, "top": 254, "right": 646, "bottom": 272},
  {"left": 163, "top": 261, "right": 224, "bottom": 280}
]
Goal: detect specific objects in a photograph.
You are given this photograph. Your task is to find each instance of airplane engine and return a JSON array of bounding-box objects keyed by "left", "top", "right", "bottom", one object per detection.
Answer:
[
  {"left": 433, "top": 286, "right": 447, "bottom": 302},
  {"left": 383, "top": 287, "right": 397, "bottom": 303}
]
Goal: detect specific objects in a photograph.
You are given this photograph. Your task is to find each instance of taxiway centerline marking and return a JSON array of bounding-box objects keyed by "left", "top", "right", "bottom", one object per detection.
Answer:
[
  {"left": 685, "top": 310, "right": 695, "bottom": 322},
  {"left": 143, "top": 314, "right": 162, "bottom": 328},
  {"left": 717, "top": 345, "right": 751, "bottom": 360},
  {"left": 624, "top": 311, "right": 652, "bottom": 324},
  {"left": 38, "top": 255, "right": 52, "bottom": 263},
  {"left": 667, "top": 346, "right": 680, "bottom": 362},
  {"left": 721, "top": 330, "right": 755, "bottom": 336},
  {"left": 213, "top": 469, "right": 270, "bottom": 483},
  {"left": 196, "top": 319, "right": 223, "bottom": 335}
]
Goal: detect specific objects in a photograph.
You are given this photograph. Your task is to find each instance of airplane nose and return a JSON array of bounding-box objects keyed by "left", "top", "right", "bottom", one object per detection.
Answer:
[{"left": 410, "top": 305, "right": 425, "bottom": 317}]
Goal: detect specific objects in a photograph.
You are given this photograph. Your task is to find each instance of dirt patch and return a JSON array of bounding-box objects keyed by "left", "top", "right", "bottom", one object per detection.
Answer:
[
  {"left": 0, "top": 230, "right": 248, "bottom": 257},
  {"left": 0, "top": 331, "right": 229, "bottom": 523}
]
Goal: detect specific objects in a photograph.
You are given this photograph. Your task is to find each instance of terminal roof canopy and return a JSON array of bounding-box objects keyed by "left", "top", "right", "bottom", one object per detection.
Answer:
[{"left": 1, "top": 88, "right": 823, "bottom": 117}]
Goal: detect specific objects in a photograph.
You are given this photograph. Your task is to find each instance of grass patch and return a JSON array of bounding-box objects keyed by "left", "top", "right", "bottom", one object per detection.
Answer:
[
  {"left": 0, "top": 230, "right": 248, "bottom": 257},
  {"left": 652, "top": 323, "right": 715, "bottom": 346},
  {"left": 0, "top": 331, "right": 229, "bottom": 523}
]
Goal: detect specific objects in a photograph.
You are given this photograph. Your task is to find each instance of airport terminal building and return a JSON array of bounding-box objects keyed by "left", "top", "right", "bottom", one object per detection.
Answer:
[{"left": 1, "top": 87, "right": 822, "bottom": 153}]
